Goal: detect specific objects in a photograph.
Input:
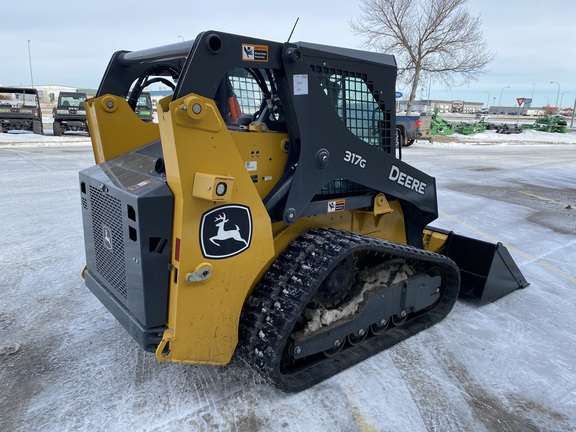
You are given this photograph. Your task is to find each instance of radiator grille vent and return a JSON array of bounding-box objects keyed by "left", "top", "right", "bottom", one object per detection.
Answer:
[{"left": 89, "top": 186, "right": 127, "bottom": 299}]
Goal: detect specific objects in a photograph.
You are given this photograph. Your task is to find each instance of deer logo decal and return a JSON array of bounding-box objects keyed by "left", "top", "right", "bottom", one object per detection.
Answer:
[
  {"left": 102, "top": 225, "right": 113, "bottom": 251},
  {"left": 210, "top": 213, "right": 248, "bottom": 247},
  {"left": 200, "top": 205, "right": 252, "bottom": 259}
]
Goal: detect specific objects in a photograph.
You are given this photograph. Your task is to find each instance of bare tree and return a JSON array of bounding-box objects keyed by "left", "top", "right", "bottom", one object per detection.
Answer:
[{"left": 351, "top": 0, "right": 495, "bottom": 114}]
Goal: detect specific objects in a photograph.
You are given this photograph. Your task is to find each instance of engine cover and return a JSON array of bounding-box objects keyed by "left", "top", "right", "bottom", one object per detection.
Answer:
[{"left": 79, "top": 141, "right": 173, "bottom": 350}]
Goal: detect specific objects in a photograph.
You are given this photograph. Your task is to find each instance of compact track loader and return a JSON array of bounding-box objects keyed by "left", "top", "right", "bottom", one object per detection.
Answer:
[{"left": 79, "top": 31, "right": 528, "bottom": 392}]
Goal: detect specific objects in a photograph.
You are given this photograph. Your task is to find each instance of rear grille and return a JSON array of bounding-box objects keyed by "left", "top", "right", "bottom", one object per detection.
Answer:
[{"left": 89, "top": 186, "right": 127, "bottom": 299}]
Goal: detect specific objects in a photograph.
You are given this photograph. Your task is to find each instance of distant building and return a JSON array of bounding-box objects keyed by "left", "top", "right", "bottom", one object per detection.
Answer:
[
  {"left": 147, "top": 90, "right": 174, "bottom": 107},
  {"left": 488, "top": 106, "right": 549, "bottom": 116},
  {"left": 397, "top": 98, "right": 554, "bottom": 116},
  {"left": 397, "top": 99, "right": 483, "bottom": 113},
  {"left": 6, "top": 85, "right": 96, "bottom": 104}
]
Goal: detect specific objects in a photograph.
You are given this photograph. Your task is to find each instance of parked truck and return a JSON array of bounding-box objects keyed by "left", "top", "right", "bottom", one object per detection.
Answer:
[
  {"left": 0, "top": 87, "right": 43, "bottom": 134},
  {"left": 396, "top": 114, "right": 431, "bottom": 147}
]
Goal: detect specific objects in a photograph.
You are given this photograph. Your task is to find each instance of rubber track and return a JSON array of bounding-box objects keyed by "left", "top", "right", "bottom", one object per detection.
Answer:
[{"left": 238, "top": 228, "right": 460, "bottom": 392}]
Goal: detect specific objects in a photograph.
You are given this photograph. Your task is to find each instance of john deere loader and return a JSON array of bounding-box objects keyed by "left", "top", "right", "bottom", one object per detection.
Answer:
[{"left": 79, "top": 31, "right": 528, "bottom": 392}]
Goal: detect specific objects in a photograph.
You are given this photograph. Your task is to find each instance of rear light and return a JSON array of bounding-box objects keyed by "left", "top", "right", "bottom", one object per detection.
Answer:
[{"left": 415, "top": 119, "right": 421, "bottom": 129}]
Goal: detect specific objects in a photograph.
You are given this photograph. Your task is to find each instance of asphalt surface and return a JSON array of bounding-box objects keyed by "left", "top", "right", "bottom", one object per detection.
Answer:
[{"left": 1, "top": 138, "right": 575, "bottom": 431}]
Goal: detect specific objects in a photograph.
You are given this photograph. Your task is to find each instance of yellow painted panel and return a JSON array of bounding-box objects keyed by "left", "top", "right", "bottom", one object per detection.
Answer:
[
  {"left": 422, "top": 228, "right": 449, "bottom": 253},
  {"left": 153, "top": 94, "right": 411, "bottom": 364},
  {"left": 85, "top": 95, "right": 160, "bottom": 164},
  {"left": 229, "top": 131, "right": 289, "bottom": 199},
  {"left": 156, "top": 94, "right": 275, "bottom": 365}
]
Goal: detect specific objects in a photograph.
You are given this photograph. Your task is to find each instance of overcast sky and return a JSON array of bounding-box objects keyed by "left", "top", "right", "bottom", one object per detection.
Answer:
[{"left": 1, "top": 0, "right": 574, "bottom": 108}]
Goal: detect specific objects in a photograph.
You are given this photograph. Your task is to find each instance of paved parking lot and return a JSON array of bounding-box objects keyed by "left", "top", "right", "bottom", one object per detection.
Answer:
[{"left": 1, "top": 135, "right": 575, "bottom": 431}]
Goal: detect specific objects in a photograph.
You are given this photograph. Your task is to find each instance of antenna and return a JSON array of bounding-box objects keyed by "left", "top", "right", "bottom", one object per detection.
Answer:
[{"left": 287, "top": 17, "right": 300, "bottom": 43}]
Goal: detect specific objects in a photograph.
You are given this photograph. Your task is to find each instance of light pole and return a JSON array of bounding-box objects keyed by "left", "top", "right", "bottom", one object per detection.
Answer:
[
  {"left": 484, "top": 91, "right": 490, "bottom": 109},
  {"left": 498, "top": 86, "right": 510, "bottom": 111},
  {"left": 177, "top": 35, "right": 185, "bottom": 42},
  {"left": 559, "top": 91, "right": 569, "bottom": 110},
  {"left": 550, "top": 81, "right": 560, "bottom": 111},
  {"left": 426, "top": 75, "right": 431, "bottom": 111},
  {"left": 27, "top": 39, "right": 34, "bottom": 88},
  {"left": 531, "top": 83, "right": 535, "bottom": 100}
]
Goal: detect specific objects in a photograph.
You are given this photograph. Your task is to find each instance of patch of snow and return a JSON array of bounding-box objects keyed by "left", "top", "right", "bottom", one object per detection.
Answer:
[
  {"left": 303, "top": 260, "right": 414, "bottom": 334},
  {"left": 0, "top": 130, "right": 90, "bottom": 148},
  {"left": 2, "top": 120, "right": 576, "bottom": 431},
  {"left": 425, "top": 129, "right": 576, "bottom": 147},
  {"left": 0, "top": 344, "right": 21, "bottom": 355}
]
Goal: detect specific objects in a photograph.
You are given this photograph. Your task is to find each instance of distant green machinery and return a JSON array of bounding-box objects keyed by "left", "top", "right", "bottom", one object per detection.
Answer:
[
  {"left": 522, "top": 116, "right": 568, "bottom": 133},
  {"left": 430, "top": 108, "right": 455, "bottom": 135},
  {"left": 455, "top": 119, "right": 487, "bottom": 135}
]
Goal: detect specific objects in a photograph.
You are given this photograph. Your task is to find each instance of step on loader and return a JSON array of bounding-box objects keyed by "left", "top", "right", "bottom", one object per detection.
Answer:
[{"left": 79, "top": 31, "right": 528, "bottom": 392}]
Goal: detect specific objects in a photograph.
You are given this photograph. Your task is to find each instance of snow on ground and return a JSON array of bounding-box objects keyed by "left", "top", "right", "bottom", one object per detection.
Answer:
[
  {"left": 0, "top": 130, "right": 91, "bottom": 148},
  {"left": 430, "top": 128, "right": 576, "bottom": 146},
  {"left": 1, "top": 129, "right": 575, "bottom": 431},
  {"left": 2, "top": 124, "right": 574, "bottom": 149}
]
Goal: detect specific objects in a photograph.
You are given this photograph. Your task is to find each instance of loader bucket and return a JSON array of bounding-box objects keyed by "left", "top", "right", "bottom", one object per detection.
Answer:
[{"left": 439, "top": 232, "right": 529, "bottom": 302}]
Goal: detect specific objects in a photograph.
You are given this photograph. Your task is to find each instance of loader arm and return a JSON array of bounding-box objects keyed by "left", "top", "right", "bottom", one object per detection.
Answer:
[{"left": 168, "top": 32, "right": 438, "bottom": 244}]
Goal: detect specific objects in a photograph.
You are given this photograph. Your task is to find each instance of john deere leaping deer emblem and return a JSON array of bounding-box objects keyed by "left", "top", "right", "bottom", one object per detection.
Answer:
[
  {"left": 210, "top": 213, "right": 248, "bottom": 247},
  {"left": 200, "top": 205, "right": 253, "bottom": 259}
]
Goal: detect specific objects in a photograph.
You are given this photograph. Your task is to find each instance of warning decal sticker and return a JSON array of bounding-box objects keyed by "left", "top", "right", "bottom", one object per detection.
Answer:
[
  {"left": 327, "top": 199, "right": 346, "bottom": 213},
  {"left": 293, "top": 74, "right": 308, "bottom": 95},
  {"left": 127, "top": 179, "right": 151, "bottom": 191},
  {"left": 242, "top": 44, "right": 269, "bottom": 62}
]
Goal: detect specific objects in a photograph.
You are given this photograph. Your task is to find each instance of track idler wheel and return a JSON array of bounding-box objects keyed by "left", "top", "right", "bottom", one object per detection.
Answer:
[
  {"left": 323, "top": 339, "right": 345, "bottom": 357},
  {"left": 313, "top": 254, "right": 357, "bottom": 308},
  {"left": 370, "top": 319, "right": 389, "bottom": 335},
  {"left": 391, "top": 313, "right": 408, "bottom": 326},
  {"left": 347, "top": 328, "right": 368, "bottom": 346}
]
